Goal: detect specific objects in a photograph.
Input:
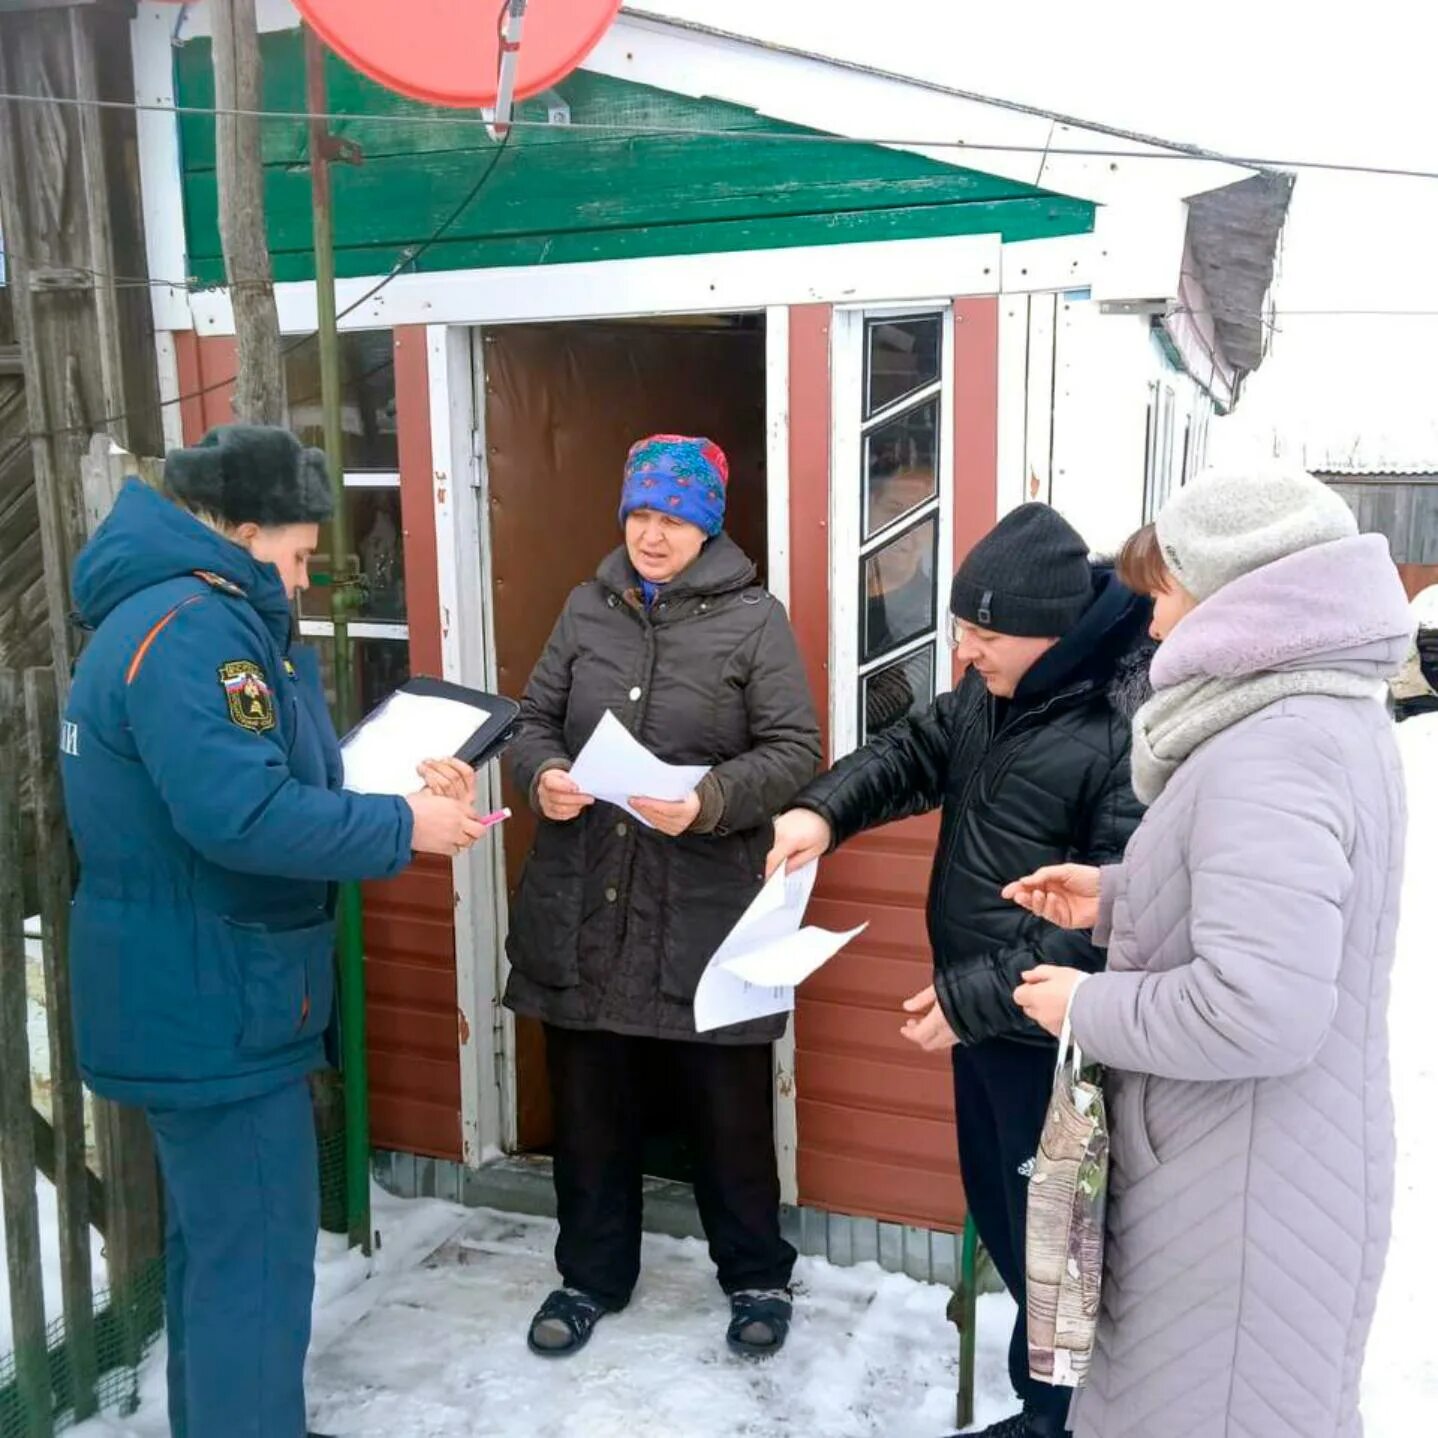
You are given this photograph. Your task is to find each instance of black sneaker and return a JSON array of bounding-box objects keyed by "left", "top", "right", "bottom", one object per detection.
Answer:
[
  {"left": 527, "top": 1287, "right": 610, "bottom": 1358},
  {"left": 950, "top": 1408, "right": 1068, "bottom": 1437},
  {"left": 726, "top": 1289, "right": 793, "bottom": 1358}
]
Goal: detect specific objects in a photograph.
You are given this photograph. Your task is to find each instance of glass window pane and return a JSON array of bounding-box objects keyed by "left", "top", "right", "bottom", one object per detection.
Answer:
[
  {"left": 862, "top": 515, "right": 937, "bottom": 663},
  {"left": 864, "top": 398, "right": 939, "bottom": 539},
  {"left": 866, "top": 315, "right": 941, "bottom": 417},
  {"left": 308, "top": 635, "right": 410, "bottom": 723},
  {"left": 863, "top": 644, "right": 935, "bottom": 741},
  {"left": 285, "top": 329, "right": 398, "bottom": 471},
  {"left": 298, "top": 487, "right": 407, "bottom": 623}
]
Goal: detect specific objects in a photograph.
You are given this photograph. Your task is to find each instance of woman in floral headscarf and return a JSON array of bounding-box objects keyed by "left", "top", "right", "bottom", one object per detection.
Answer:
[{"left": 504, "top": 435, "right": 822, "bottom": 1361}]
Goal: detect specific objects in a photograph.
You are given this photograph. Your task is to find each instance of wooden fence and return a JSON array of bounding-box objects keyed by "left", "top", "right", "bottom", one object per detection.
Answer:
[{"left": 0, "top": 667, "right": 164, "bottom": 1437}]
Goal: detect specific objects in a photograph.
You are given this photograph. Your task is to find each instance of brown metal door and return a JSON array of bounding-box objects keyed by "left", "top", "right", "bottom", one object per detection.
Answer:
[{"left": 483, "top": 318, "right": 766, "bottom": 1149}]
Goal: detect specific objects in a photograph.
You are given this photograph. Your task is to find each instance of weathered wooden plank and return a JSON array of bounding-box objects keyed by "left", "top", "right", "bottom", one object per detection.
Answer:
[
  {"left": 30, "top": 1109, "right": 104, "bottom": 1237},
  {"left": 75, "top": 449, "right": 166, "bottom": 1360},
  {"left": 0, "top": 2, "right": 162, "bottom": 690},
  {"left": 1414, "top": 486, "right": 1438, "bottom": 566},
  {"left": 211, "top": 0, "right": 285, "bottom": 423},
  {"left": 25, "top": 665, "right": 98, "bottom": 1420},
  {"left": 0, "top": 670, "right": 51, "bottom": 1434}
]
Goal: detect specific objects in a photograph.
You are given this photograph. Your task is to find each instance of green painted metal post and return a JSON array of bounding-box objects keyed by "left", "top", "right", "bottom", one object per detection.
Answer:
[
  {"left": 958, "top": 1214, "right": 979, "bottom": 1430},
  {"left": 305, "top": 25, "right": 371, "bottom": 1255}
]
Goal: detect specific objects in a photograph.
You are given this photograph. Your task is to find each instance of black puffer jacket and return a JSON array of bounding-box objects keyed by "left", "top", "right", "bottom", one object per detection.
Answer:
[
  {"left": 504, "top": 536, "right": 822, "bottom": 1043},
  {"left": 797, "top": 568, "right": 1152, "bottom": 1047}
]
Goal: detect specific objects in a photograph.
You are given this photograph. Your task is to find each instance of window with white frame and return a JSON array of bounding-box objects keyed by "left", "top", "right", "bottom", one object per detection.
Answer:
[
  {"left": 1142, "top": 381, "right": 1178, "bottom": 523},
  {"left": 833, "top": 309, "right": 954, "bottom": 749},
  {"left": 285, "top": 330, "right": 411, "bottom": 717}
]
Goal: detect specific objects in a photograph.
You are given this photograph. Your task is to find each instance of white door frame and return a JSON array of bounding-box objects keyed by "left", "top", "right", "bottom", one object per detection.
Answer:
[{"left": 445, "top": 308, "right": 803, "bottom": 1192}]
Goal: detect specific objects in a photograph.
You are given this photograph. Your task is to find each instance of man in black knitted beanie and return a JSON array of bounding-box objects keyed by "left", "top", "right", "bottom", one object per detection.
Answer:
[
  {"left": 769, "top": 503, "right": 1153, "bottom": 1438},
  {"left": 950, "top": 503, "right": 1093, "bottom": 643}
]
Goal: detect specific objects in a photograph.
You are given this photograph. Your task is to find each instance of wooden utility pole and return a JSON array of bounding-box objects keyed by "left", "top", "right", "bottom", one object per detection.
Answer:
[{"left": 211, "top": 0, "right": 287, "bottom": 423}]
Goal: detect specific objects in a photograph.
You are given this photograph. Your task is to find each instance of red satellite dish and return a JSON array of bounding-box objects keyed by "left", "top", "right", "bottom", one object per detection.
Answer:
[{"left": 293, "top": 0, "right": 622, "bottom": 110}]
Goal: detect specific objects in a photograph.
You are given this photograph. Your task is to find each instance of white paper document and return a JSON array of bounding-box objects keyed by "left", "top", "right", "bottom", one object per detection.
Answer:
[
  {"left": 693, "top": 862, "right": 867, "bottom": 1033},
  {"left": 567, "top": 711, "right": 710, "bottom": 826},
  {"left": 342, "top": 690, "right": 490, "bottom": 796}
]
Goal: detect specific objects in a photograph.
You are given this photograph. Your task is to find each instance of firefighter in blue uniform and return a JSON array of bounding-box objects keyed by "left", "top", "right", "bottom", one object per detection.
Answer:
[{"left": 61, "top": 425, "right": 485, "bottom": 1438}]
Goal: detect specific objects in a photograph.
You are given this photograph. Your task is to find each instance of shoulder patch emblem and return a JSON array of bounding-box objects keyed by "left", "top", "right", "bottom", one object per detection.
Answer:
[
  {"left": 218, "top": 660, "right": 276, "bottom": 733},
  {"left": 194, "top": 570, "right": 247, "bottom": 598}
]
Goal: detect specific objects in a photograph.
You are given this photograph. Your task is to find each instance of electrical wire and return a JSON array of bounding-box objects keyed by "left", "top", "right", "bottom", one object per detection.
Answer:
[
  {"left": 0, "top": 87, "right": 1435, "bottom": 183},
  {"left": 19, "top": 132, "right": 513, "bottom": 445}
]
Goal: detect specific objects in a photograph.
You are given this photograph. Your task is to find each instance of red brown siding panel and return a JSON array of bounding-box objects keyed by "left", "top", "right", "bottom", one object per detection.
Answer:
[
  {"left": 1400, "top": 563, "right": 1438, "bottom": 600},
  {"left": 394, "top": 326, "right": 444, "bottom": 677},
  {"left": 368, "top": 1093, "right": 460, "bottom": 1163},
  {"left": 363, "top": 856, "right": 462, "bottom": 1160},
  {"left": 795, "top": 816, "right": 964, "bottom": 1230},
  {"left": 375, "top": 329, "right": 462, "bottom": 1159},
  {"left": 952, "top": 297, "right": 1000, "bottom": 559},
  {"left": 952, "top": 296, "right": 999, "bottom": 685},
  {"left": 173, "top": 331, "right": 237, "bottom": 442},
  {"left": 787, "top": 305, "right": 833, "bottom": 760},
  {"left": 798, "top": 1141, "right": 962, "bottom": 1231}
]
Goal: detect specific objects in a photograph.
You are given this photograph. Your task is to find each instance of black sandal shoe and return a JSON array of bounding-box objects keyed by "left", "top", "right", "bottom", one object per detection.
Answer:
[
  {"left": 527, "top": 1287, "right": 610, "bottom": 1358},
  {"left": 726, "top": 1289, "right": 793, "bottom": 1358}
]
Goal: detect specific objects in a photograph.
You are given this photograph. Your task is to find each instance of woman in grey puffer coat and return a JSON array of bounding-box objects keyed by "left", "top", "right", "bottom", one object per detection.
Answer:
[{"left": 1006, "top": 468, "right": 1412, "bottom": 1438}]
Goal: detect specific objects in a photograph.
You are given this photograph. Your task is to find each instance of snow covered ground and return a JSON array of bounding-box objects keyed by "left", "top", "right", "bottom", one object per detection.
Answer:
[
  {"left": 10, "top": 716, "right": 1434, "bottom": 1436},
  {"left": 70, "top": 1191, "right": 1019, "bottom": 1438}
]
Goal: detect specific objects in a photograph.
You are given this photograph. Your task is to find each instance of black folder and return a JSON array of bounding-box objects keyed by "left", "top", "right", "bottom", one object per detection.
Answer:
[{"left": 341, "top": 677, "right": 520, "bottom": 772}]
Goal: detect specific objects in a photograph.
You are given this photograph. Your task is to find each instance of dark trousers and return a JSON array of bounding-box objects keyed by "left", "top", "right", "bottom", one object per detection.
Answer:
[
  {"left": 545, "top": 1024, "right": 796, "bottom": 1310},
  {"left": 953, "top": 1039, "right": 1072, "bottom": 1433},
  {"left": 146, "top": 1080, "right": 318, "bottom": 1438}
]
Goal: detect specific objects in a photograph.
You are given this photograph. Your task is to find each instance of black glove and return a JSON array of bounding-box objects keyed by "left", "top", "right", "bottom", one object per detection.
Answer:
[{"left": 1417, "top": 627, "right": 1438, "bottom": 690}]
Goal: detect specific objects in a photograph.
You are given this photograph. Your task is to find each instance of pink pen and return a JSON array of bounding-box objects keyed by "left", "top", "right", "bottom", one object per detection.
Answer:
[{"left": 477, "top": 807, "right": 512, "bottom": 831}]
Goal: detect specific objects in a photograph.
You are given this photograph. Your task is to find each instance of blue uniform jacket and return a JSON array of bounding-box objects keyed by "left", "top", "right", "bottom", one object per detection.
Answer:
[{"left": 62, "top": 481, "right": 415, "bottom": 1108}]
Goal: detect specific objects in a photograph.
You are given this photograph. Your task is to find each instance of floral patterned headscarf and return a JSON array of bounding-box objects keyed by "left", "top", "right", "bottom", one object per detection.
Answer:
[{"left": 618, "top": 434, "right": 730, "bottom": 537}]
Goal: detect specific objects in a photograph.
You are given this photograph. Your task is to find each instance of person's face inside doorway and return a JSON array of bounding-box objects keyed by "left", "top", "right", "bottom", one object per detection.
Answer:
[{"left": 624, "top": 508, "right": 707, "bottom": 585}]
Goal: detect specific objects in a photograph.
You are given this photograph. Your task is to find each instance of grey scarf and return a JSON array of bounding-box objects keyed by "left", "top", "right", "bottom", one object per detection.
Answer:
[{"left": 1130, "top": 669, "right": 1378, "bottom": 805}]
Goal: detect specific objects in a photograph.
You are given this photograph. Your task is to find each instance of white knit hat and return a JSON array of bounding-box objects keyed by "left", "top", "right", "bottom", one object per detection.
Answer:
[{"left": 1155, "top": 467, "right": 1359, "bottom": 601}]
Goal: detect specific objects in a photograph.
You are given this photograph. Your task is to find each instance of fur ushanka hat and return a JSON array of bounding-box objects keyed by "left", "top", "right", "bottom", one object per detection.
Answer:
[{"left": 163, "top": 424, "right": 334, "bottom": 527}]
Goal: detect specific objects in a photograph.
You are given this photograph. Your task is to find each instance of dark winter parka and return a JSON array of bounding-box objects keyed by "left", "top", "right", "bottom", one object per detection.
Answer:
[
  {"left": 503, "top": 535, "right": 822, "bottom": 1043},
  {"left": 797, "top": 567, "right": 1152, "bottom": 1047}
]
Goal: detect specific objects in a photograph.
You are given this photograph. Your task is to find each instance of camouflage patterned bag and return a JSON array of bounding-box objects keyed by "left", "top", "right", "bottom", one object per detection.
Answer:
[{"left": 1025, "top": 1011, "right": 1109, "bottom": 1388}]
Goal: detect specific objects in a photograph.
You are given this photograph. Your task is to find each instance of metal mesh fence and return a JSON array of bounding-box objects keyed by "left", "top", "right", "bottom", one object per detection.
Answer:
[
  {"left": 0, "top": 1258, "right": 163, "bottom": 1438},
  {"left": 0, "top": 1108, "right": 352, "bottom": 1437}
]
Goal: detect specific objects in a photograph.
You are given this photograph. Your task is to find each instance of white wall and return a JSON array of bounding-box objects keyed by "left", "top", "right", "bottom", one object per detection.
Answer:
[{"left": 1004, "top": 298, "right": 1215, "bottom": 556}]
